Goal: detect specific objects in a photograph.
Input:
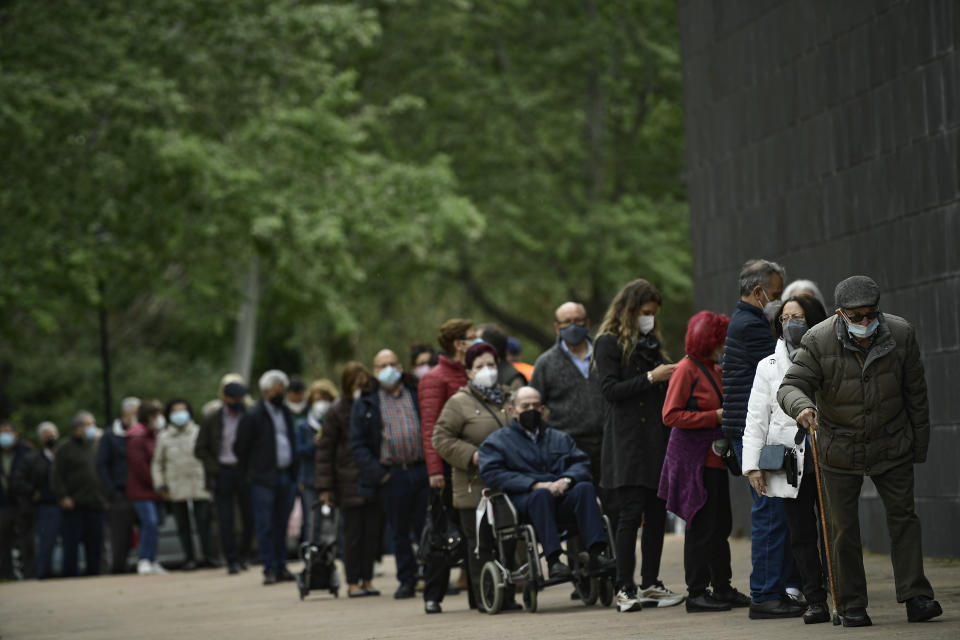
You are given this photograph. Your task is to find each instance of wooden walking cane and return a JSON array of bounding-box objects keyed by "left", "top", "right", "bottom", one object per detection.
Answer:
[{"left": 807, "top": 423, "right": 842, "bottom": 626}]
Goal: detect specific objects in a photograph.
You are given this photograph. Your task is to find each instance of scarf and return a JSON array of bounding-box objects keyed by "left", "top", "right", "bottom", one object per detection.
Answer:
[{"left": 468, "top": 381, "right": 503, "bottom": 407}]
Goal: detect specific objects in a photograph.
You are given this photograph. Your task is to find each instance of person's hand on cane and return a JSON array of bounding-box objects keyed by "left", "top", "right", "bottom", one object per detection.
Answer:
[{"left": 797, "top": 407, "right": 819, "bottom": 432}]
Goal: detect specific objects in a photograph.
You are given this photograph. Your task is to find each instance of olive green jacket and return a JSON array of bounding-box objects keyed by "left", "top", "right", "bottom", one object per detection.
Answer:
[
  {"left": 432, "top": 386, "right": 509, "bottom": 509},
  {"left": 777, "top": 313, "right": 930, "bottom": 475}
]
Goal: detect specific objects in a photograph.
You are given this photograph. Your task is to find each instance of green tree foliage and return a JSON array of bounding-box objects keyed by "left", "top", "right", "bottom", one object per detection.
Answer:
[{"left": 0, "top": 0, "right": 690, "bottom": 434}]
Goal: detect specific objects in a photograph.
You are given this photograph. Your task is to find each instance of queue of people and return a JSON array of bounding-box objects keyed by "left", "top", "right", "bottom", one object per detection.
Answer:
[{"left": 0, "top": 264, "right": 944, "bottom": 628}]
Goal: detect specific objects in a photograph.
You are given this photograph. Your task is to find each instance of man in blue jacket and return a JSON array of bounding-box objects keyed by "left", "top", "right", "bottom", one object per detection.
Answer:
[
  {"left": 478, "top": 386, "right": 611, "bottom": 579},
  {"left": 722, "top": 259, "right": 803, "bottom": 619},
  {"left": 349, "top": 349, "right": 429, "bottom": 602}
]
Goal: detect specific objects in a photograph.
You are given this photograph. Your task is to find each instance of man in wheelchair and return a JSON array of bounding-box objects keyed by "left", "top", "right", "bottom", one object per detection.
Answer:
[{"left": 478, "top": 386, "right": 614, "bottom": 580}]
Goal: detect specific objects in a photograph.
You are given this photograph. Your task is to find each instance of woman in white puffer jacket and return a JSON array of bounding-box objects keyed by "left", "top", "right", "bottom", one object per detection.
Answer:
[
  {"left": 743, "top": 294, "right": 830, "bottom": 625},
  {"left": 152, "top": 399, "right": 215, "bottom": 570}
]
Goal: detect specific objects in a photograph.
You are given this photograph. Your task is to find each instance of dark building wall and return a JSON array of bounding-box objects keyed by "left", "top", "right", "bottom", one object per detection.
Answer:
[{"left": 677, "top": 0, "right": 959, "bottom": 557}]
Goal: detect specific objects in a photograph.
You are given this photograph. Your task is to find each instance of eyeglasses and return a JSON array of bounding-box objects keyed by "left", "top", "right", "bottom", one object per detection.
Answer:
[
  {"left": 780, "top": 313, "right": 806, "bottom": 323},
  {"left": 843, "top": 309, "right": 880, "bottom": 323},
  {"left": 556, "top": 319, "right": 587, "bottom": 329}
]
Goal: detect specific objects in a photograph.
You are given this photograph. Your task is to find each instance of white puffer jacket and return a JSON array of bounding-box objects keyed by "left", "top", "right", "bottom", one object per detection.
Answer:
[
  {"left": 742, "top": 339, "right": 807, "bottom": 499},
  {"left": 151, "top": 421, "right": 210, "bottom": 502}
]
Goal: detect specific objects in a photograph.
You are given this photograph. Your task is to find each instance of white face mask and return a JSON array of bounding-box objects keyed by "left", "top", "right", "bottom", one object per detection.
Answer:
[
  {"left": 311, "top": 400, "right": 331, "bottom": 420},
  {"left": 637, "top": 315, "right": 656, "bottom": 335},
  {"left": 285, "top": 400, "right": 307, "bottom": 414},
  {"left": 473, "top": 365, "right": 499, "bottom": 389},
  {"left": 352, "top": 389, "right": 362, "bottom": 401},
  {"left": 154, "top": 415, "right": 166, "bottom": 430}
]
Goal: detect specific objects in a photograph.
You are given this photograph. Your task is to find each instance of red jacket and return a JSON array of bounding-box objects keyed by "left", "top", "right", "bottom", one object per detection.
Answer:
[
  {"left": 662, "top": 356, "right": 725, "bottom": 468},
  {"left": 126, "top": 422, "right": 161, "bottom": 501},
  {"left": 418, "top": 355, "right": 468, "bottom": 476}
]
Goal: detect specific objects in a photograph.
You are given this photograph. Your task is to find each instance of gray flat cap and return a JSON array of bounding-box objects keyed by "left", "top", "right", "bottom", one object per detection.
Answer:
[{"left": 834, "top": 275, "right": 881, "bottom": 309}]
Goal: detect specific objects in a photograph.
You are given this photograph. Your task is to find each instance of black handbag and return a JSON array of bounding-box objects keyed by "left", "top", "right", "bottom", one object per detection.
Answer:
[
  {"left": 687, "top": 357, "right": 741, "bottom": 477},
  {"left": 417, "top": 489, "right": 463, "bottom": 567}
]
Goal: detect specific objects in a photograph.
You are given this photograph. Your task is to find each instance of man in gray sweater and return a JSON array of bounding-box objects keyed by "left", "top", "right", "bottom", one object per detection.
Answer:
[{"left": 529, "top": 302, "right": 607, "bottom": 489}]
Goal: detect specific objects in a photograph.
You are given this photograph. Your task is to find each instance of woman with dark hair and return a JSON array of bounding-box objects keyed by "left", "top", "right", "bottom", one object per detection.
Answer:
[
  {"left": 432, "top": 341, "right": 520, "bottom": 612},
  {"left": 127, "top": 399, "right": 166, "bottom": 575},
  {"left": 660, "top": 311, "right": 751, "bottom": 613},
  {"left": 315, "top": 362, "right": 381, "bottom": 597},
  {"left": 594, "top": 279, "right": 683, "bottom": 612},
  {"left": 742, "top": 294, "right": 831, "bottom": 624},
  {"left": 152, "top": 398, "right": 215, "bottom": 570}
]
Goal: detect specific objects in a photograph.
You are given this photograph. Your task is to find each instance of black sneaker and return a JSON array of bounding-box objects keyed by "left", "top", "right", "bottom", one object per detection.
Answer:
[
  {"left": 713, "top": 587, "right": 750, "bottom": 608},
  {"left": 749, "top": 596, "right": 805, "bottom": 619},
  {"left": 227, "top": 562, "right": 240, "bottom": 575},
  {"left": 840, "top": 607, "right": 872, "bottom": 627},
  {"left": 906, "top": 596, "right": 942, "bottom": 623},
  {"left": 685, "top": 592, "right": 731, "bottom": 613},
  {"left": 803, "top": 601, "right": 831, "bottom": 624},
  {"left": 394, "top": 582, "right": 416, "bottom": 599},
  {"left": 616, "top": 585, "right": 642, "bottom": 613},
  {"left": 424, "top": 600, "right": 442, "bottom": 614},
  {"left": 262, "top": 572, "right": 277, "bottom": 586},
  {"left": 548, "top": 560, "right": 572, "bottom": 580}
]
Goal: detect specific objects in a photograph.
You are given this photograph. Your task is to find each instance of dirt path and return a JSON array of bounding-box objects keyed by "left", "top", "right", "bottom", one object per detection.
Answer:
[{"left": 1, "top": 536, "right": 957, "bottom": 639}]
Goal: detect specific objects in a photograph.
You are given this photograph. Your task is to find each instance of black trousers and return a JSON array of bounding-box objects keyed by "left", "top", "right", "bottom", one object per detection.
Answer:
[
  {"left": 106, "top": 495, "right": 137, "bottom": 573},
  {"left": 822, "top": 462, "right": 934, "bottom": 613},
  {"left": 615, "top": 484, "right": 667, "bottom": 587},
  {"left": 342, "top": 501, "right": 380, "bottom": 585},
  {"left": 0, "top": 506, "right": 19, "bottom": 579},
  {"left": 215, "top": 465, "right": 254, "bottom": 564},
  {"left": 684, "top": 467, "right": 732, "bottom": 596},
  {"left": 459, "top": 507, "right": 515, "bottom": 607},
  {"left": 171, "top": 500, "right": 215, "bottom": 563},
  {"left": 781, "top": 453, "right": 827, "bottom": 604},
  {"left": 421, "top": 482, "right": 455, "bottom": 603}
]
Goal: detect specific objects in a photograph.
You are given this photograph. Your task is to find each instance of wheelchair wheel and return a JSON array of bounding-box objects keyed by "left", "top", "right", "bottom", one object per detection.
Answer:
[
  {"left": 480, "top": 561, "right": 505, "bottom": 614},
  {"left": 599, "top": 577, "right": 615, "bottom": 607},
  {"left": 575, "top": 575, "right": 600, "bottom": 606},
  {"left": 522, "top": 582, "right": 538, "bottom": 613}
]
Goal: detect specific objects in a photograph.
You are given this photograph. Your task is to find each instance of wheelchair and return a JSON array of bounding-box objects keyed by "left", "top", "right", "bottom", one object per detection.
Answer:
[{"left": 478, "top": 489, "right": 617, "bottom": 614}]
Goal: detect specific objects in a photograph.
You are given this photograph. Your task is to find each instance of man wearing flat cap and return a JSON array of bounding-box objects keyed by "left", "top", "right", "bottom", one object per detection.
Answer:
[{"left": 777, "top": 275, "right": 941, "bottom": 627}]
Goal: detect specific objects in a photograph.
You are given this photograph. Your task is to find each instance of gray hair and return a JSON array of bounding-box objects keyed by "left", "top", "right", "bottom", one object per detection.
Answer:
[
  {"left": 36, "top": 421, "right": 58, "bottom": 440},
  {"left": 72, "top": 410, "right": 94, "bottom": 428},
  {"left": 258, "top": 369, "right": 289, "bottom": 393},
  {"left": 738, "top": 259, "right": 786, "bottom": 296},
  {"left": 121, "top": 397, "right": 141, "bottom": 414},
  {"left": 783, "top": 279, "right": 826, "bottom": 309}
]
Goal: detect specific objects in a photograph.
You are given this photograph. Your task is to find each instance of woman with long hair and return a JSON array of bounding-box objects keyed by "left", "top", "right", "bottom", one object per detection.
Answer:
[
  {"left": 594, "top": 279, "right": 683, "bottom": 612},
  {"left": 315, "top": 362, "right": 380, "bottom": 597}
]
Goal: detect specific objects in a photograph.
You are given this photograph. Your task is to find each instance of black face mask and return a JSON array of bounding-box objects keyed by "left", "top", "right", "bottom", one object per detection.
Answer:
[
  {"left": 226, "top": 401, "right": 245, "bottom": 413},
  {"left": 44, "top": 438, "right": 57, "bottom": 450},
  {"left": 268, "top": 394, "right": 285, "bottom": 408},
  {"left": 518, "top": 409, "right": 542, "bottom": 433},
  {"left": 558, "top": 324, "right": 588, "bottom": 347}
]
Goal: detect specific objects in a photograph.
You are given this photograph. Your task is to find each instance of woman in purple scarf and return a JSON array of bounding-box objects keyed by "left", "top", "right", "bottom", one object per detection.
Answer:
[{"left": 659, "top": 311, "right": 750, "bottom": 613}]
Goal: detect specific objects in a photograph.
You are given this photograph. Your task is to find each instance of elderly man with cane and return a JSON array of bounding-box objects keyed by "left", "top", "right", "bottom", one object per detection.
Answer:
[{"left": 777, "top": 275, "right": 942, "bottom": 627}]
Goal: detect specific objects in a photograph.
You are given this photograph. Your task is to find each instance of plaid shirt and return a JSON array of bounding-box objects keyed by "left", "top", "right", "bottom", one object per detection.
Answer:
[{"left": 378, "top": 387, "right": 423, "bottom": 465}]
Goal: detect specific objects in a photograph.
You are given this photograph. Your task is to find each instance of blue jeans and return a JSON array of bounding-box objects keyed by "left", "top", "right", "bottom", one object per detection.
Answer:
[
  {"left": 250, "top": 470, "right": 297, "bottom": 575},
  {"left": 379, "top": 463, "right": 429, "bottom": 586},
  {"left": 733, "top": 439, "right": 800, "bottom": 602},
  {"left": 133, "top": 501, "right": 160, "bottom": 562},
  {"left": 61, "top": 508, "right": 104, "bottom": 577},
  {"left": 36, "top": 505, "right": 62, "bottom": 579},
  {"left": 513, "top": 483, "right": 606, "bottom": 560}
]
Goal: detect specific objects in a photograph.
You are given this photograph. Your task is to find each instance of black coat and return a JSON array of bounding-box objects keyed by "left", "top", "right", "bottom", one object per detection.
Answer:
[
  {"left": 96, "top": 424, "right": 127, "bottom": 500},
  {"left": 1, "top": 442, "right": 33, "bottom": 507},
  {"left": 14, "top": 448, "right": 58, "bottom": 506},
  {"left": 195, "top": 406, "right": 248, "bottom": 491},
  {"left": 315, "top": 398, "right": 367, "bottom": 508},
  {"left": 721, "top": 301, "right": 776, "bottom": 439},
  {"left": 595, "top": 332, "right": 670, "bottom": 490},
  {"left": 233, "top": 400, "right": 297, "bottom": 488},
  {"left": 349, "top": 378, "right": 421, "bottom": 498}
]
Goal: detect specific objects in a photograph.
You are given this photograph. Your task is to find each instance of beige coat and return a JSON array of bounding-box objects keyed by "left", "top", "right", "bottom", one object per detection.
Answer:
[
  {"left": 432, "top": 386, "right": 509, "bottom": 509},
  {"left": 151, "top": 422, "right": 210, "bottom": 501}
]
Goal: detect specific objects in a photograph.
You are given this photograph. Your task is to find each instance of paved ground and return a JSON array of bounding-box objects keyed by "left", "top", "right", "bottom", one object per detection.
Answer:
[{"left": 1, "top": 535, "right": 957, "bottom": 639}]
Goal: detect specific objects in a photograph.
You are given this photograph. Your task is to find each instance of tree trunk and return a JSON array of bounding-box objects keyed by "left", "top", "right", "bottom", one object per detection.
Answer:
[{"left": 231, "top": 257, "right": 261, "bottom": 384}]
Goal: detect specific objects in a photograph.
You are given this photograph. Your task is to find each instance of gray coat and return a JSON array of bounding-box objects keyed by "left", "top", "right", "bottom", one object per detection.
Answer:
[
  {"left": 777, "top": 313, "right": 930, "bottom": 476},
  {"left": 529, "top": 339, "right": 605, "bottom": 466}
]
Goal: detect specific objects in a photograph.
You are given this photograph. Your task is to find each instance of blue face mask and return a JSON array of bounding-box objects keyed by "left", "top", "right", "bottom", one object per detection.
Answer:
[
  {"left": 845, "top": 315, "right": 879, "bottom": 339},
  {"left": 0, "top": 432, "right": 15, "bottom": 449},
  {"left": 84, "top": 425, "right": 98, "bottom": 441},
  {"left": 377, "top": 365, "right": 403, "bottom": 388},
  {"left": 170, "top": 410, "right": 190, "bottom": 427}
]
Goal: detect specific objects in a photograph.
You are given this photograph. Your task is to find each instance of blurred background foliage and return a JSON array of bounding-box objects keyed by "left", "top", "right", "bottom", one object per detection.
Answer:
[{"left": 0, "top": 0, "right": 691, "bottom": 436}]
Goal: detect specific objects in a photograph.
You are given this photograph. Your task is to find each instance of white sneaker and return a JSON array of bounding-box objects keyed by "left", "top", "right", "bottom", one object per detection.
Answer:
[
  {"left": 638, "top": 582, "right": 685, "bottom": 608},
  {"left": 137, "top": 559, "right": 153, "bottom": 575},
  {"left": 785, "top": 587, "right": 805, "bottom": 605},
  {"left": 616, "top": 586, "right": 642, "bottom": 612},
  {"left": 151, "top": 562, "right": 168, "bottom": 575}
]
